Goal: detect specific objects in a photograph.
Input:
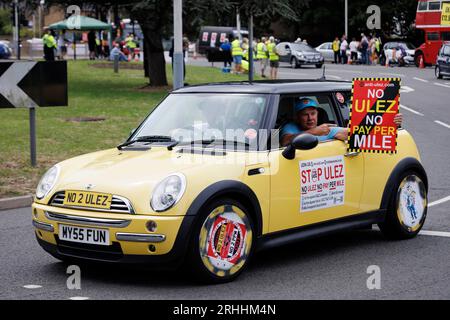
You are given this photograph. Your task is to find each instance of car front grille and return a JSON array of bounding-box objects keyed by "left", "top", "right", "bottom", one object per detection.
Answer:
[
  {"left": 50, "top": 191, "right": 135, "bottom": 214},
  {"left": 55, "top": 236, "right": 124, "bottom": 261}
]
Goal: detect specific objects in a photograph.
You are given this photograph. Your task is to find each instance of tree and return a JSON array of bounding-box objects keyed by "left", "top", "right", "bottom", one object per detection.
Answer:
[{"left": 130, "top": 0, "right": 170, "bottom": 86}]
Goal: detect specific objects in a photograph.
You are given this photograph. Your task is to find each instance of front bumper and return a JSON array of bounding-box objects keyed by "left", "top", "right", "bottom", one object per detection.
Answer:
[
  {"left": 32, "top": 202, "right": 194, "bottom": 267},
  {"left": 298, "top": 58, "right": 323, "bottom": 65}
]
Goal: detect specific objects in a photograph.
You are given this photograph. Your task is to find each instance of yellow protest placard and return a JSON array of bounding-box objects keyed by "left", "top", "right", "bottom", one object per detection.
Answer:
[{"left": 442, "top": 3, "right": 450, "bottom": 26}]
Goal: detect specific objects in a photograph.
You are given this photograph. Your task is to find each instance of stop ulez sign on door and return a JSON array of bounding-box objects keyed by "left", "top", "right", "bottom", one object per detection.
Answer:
[{"left": 347, "top": 78, "right": 400, "bottom": 154}]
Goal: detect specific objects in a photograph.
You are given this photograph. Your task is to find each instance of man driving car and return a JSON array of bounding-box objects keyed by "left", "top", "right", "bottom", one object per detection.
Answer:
[{"left": 280, "top": 97, "right": 403, "bottom": 147}]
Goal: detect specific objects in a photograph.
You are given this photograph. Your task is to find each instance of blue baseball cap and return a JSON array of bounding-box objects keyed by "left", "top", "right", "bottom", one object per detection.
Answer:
[{"left": 295, "top": 97, "right": 319, "bottom": 112}]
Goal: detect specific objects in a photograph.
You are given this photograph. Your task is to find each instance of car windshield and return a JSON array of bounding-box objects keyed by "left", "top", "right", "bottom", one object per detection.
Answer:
[
  {"left": 133, "top": 93, "right": 268, "bottom": 149},
  {"left": 291, "top": 43, "right": 316, "bottom": 52}
]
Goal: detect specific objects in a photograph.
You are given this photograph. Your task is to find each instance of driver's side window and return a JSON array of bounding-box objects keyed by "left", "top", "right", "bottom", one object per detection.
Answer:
[{"left": 274, "top": 93, "right": 339, "bottom": 147}]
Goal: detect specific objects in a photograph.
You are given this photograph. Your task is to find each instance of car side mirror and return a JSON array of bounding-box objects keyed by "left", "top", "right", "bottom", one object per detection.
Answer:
[{"left": 282, "top": 134, "right": 319, "bottom": 160}]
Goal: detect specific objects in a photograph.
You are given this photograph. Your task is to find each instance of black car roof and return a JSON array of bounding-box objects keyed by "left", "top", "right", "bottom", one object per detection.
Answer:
[{"left": 172, "top": 80, "right": 353, "bottom": 94}]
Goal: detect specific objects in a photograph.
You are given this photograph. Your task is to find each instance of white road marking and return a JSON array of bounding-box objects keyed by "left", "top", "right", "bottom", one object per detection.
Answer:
[
  {"left": 69, "top": 296, "right": 90, "bottom": 300},
  {"left": 434, "top": 120, "right": 450, "bottom": 129},
  {"left": 325, "top": 69, "right": 363, "bottom": 74},
  {"left": 429, "top": 195, "right": 450, "bottom": 207},
  {"left": 400, "top": 86, "right": 415, "bottom": 93},
  {"left": 434, "top": 82, "right": 450, "bottom": 89},
  {"left": 23, "top": 285, "right": 42, "bottom": 289},
  {"left": 400, "top": 104, "right": 424, "bottom": 116},
  {"left": 419, "top": 230, "right": 450, "bottom": 238},
  {"left": 380, "top": 72, "right": 405, "bottom": 77},
  {"left": 326, "top": 75, "right": 342, "bottom": 80},
  {"left": 413, "top": 77, "right": 429, "bottom": 83}
]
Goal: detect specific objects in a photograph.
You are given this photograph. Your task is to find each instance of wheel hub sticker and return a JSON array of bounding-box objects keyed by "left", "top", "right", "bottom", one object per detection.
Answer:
[
  {"left": 207, "top": 215, "right": 247, "bottom": 269},
  {"left": 398, "top": 176, "right": 426, "bottom": 230}
]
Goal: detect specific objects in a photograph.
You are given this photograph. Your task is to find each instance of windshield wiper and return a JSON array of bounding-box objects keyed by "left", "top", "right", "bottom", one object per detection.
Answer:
[
  {"left": 188, "top": 139, "right": 216, "bottom": 146},
  {"left": 117, "top": 135, "right": 176, "bottom": 150},
  {"left": 180, "top": 139, "right": 250, "bottom": 148}
]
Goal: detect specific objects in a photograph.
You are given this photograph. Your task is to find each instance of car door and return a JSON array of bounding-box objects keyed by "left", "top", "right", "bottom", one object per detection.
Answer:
[
  {"left": 268, "top": 92, "right": 364, "bottom": 233},
  {"left": 443, "top": 45, "right": 450, "bottom": 73},
  {"left": 276, "top": 42, "right": 290, "bottom": 63},
  {"left": 320, "top": 43, "right": 333, "bottom": 61}
]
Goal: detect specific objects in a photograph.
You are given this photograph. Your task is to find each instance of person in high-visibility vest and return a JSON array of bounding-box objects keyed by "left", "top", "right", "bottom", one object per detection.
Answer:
[
  {"left": 332, "top": 37, "right": 340, "bottom": 64},
  {"left": 42, "top": 29, "right": 57, "bottom": 61},
  {"left": 267, "top": 36, "right": 279, "bottom": 80},
  {"left": 256, "top": 37, "right": 268, "bottom": 78},
  {"left": 231, "top": 37, "right": 243, "bottom": 74},
  {"left": 125, "top": 33, "right": 137, "bottom": 61},
  {"left": 242, "top": 37, "right": 249, "bottom": 61},
  {"left": 374, "top": 36, "right": 382, "bottom": 65}
]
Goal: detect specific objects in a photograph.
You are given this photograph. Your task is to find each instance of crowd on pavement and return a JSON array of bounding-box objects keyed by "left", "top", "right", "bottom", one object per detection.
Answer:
[
  {"left": 218, "top": 35, "right": 282, "bottom": 79},
  {"left": 42, "top": 28, "right": 140, "bottom": 62},
  {"left": 332, "top": 33, "right": 382, "bottom": 65}
]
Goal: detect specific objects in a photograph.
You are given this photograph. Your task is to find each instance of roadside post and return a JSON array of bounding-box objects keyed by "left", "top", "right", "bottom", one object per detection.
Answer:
[
  {"left": 248, "top": 14, "right": 254, "bottom": 83},
  {"left": 114, "top": 53, "right": 119, "bottom": 73},
  {"left": 0, "top": 61, "right": 68, "bottom": 167},
  {"left": 173, "top": 0, "right": 184, "bottom": 90}
]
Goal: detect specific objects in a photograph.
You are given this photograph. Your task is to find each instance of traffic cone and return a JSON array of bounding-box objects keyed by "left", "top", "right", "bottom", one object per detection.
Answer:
[{"left": 419, "top": 55, "right": 425, "bottom": 69}]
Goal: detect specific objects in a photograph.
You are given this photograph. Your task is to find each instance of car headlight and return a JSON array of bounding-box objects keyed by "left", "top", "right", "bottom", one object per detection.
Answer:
[
  {"left": 151, "top": 173, "right": 186, "bottom": 212},
  {"left": 296, "top": 52, "right": 304, "bottom": 58},
  {"left": 36, "top": 165, "right": 60, "bottom": 199}
]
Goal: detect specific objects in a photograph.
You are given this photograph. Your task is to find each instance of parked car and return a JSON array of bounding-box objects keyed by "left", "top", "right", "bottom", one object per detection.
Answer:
[
  {"left": 33, "top": 80, "right": 428, "bottom": 283},
  {"left": 435, "top": 42, "right": 450, "bottom": 79},
  {"left": 276, "top": 42, "right": 324, "bottom": 68},
  {"left": 380, "top": 42, "right": 416, "bottom": 66},
  {"left": 315, "top": 42, "right": 361, "bottom": 62},
  {"left": 0, "top": 41, "right": 12, "bottom": 59}
]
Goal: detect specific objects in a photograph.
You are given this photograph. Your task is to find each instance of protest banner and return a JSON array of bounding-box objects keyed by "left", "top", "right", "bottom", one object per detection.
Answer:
[{"left": 347, "top": 78, "right": 400, "bottom": 154}]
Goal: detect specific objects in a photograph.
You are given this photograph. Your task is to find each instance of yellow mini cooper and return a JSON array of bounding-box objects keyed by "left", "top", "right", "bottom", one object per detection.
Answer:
[{"left": 32, "top": 80, "right": 428, "bottom": 283}]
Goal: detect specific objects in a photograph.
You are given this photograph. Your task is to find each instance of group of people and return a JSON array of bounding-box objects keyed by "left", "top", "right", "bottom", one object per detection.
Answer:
[
  {"left": 42, "top": 29, "right": 71, "bottom": 61},
  {"left": 332, "top": 33, "right": 382, "bottom": 65},
  {"left": 219, "top": 36, "right": 281, "bottom": 79},
  {"left": 42, "top": 28, "right": 140, "bottom": 62},
  {"left": 109, "top": 33, "right": 141, "bottom": 62}
]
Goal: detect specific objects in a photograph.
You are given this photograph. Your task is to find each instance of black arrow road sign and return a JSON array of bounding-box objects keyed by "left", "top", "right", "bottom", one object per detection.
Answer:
[{"left": 0, "top": 61, "right": 68, "bottom": 108}]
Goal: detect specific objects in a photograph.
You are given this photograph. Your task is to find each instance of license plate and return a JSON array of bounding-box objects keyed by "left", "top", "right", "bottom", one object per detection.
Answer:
[
  {"left": 59, "top": 224, "right": 110, "bottom": 246},
  {"left": 63, "top": 190, "right": 112, "bottom": 209}
]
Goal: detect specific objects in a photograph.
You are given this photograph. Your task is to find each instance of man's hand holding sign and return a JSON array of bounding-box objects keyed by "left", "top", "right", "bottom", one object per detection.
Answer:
[{"left": 347, "top": 78, "right": 401, "bottom": 154}]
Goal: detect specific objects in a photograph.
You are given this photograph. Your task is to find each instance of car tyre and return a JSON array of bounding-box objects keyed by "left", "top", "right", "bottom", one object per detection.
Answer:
[
  {"left": 186, "top": 198, "right": 255, "bottom": 284},
  {"left": 378, "top": 171, "right": 427, "bottom": 240},
  {"left": 291, "top": 57, "right": 298, "bottom": 69},
  {"left": 315, "top": 64, "right": 323, "bottom": 68},
  {"left": 435, "top": 66, "right": 443, "bottom": 79}
]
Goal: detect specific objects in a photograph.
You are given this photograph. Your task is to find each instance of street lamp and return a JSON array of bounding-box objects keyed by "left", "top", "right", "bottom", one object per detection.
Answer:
[
  {"left": 39, "top": 0, "right": 45, "bottom": 38},
  {"left": 345, "top": 0, "right": 348, "bottom": 36}
]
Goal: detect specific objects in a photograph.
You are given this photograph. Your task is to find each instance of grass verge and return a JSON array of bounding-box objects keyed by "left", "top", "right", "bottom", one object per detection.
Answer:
[{"left": 0, "top": 60, "right": 253, "bottom": 197}]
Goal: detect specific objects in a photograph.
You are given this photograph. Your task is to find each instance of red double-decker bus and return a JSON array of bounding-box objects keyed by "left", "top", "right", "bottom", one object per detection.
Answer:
[{"left": 415, "top": 0, "right": 450, "bottom": 66}]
